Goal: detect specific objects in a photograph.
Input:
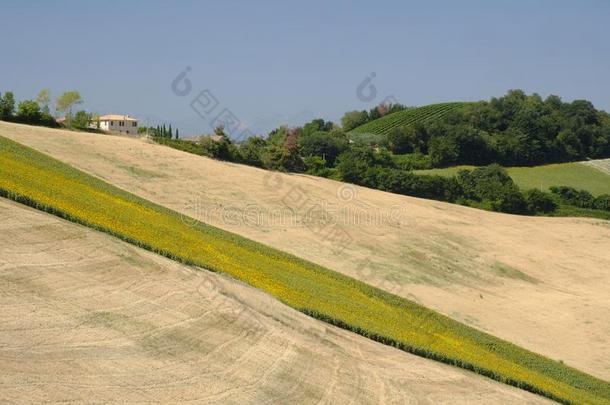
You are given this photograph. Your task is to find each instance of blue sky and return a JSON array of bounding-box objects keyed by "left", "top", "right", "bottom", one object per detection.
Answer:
[{"left": 2, "top": 0, "right": 609, "bottom": 137}]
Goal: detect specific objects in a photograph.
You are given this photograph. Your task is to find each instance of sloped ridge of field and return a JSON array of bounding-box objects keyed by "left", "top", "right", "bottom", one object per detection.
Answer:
[
  {"left": 0, "top": 198, "right": 550, "bottom": 404},
  {"left": 1, "top": 199, "right": 555, "bottom": 404},
  {"left": 1, "top": 135, "right": 609, "bottom": 403},
  {"left": 350, "top": 102, "right": 469, "bottom": 135},
  {"left": 2, "top": 121, "right": 609, "bottom": 382}
]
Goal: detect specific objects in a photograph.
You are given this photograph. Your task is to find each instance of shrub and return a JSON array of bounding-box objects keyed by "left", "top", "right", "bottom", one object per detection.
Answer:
[
  {"left": 550, "top": 186, "right": 595, "bottom": 208},
  {"left": 457, "top": 164, "right": 518, "bottom": 202},
  {"left": 524, "top": 189, "right": 557, "bottom": 214},
  {"left": 594, "top": 194, "right": 610, "bottom": 211},
  {"left": 492, "top": 189, "right": 529, "bottom": 214}
]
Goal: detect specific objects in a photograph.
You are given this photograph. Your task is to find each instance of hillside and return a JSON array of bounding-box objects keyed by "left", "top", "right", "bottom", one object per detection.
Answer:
[
  {"left": 1, "top": 199, "right": 555, "bottom": 404},
  {"left": 5, "top": 133, "right": 610, "bottom": 405},
  {"left": 415, "top": 161, "right": 610, "bottom": 196},
  {"left": 583, "top": 158, "right": 610, "bottom": 176},
  {"left": 2, "top": 121, "right": 610, "bottom": 383},
  {"left": 349, "top": 102, "right": 468, "bottom": 135}
]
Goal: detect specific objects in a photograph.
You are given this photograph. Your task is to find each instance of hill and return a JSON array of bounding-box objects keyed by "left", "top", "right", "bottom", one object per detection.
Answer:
[
  {"left": 1, "top": 199, "right": 554, "bottom": 403},
  {"left": 416, "top": 160, "right": 610, "bottom": 196},
  {"left": 4, "top": 133, "right": 609, "bottom": 403},
  {"left": 349, "top": 102, "right": 468, "bottom": 135},
  {"left": 1, "top": 121, "right": 609, "bottom": 382},
  {"left": 2, "top": 123, "right": 610, "bottom": 391}
]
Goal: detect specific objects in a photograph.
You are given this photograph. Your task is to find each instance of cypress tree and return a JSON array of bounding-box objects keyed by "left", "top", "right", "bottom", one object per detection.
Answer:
[
  {"left": 168, "top": 124, "right": 173, "bottom": 139},
  {"left": 175, "top": 128, "right": 180, "bottom": 139}
]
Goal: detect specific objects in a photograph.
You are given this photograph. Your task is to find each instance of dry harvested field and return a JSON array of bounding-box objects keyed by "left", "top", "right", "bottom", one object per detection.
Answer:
[
  {"left": 583, "top": 158, "right": 610, "bottom": 177},
  {"left": 2, "top": 121, "right": 609, "bottom": 380},
  {"left": 0, "top": 198, "right": 554, "bottom": 404}
]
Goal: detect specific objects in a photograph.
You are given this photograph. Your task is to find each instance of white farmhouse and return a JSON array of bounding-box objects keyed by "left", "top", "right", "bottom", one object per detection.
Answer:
[{"left": 96, "top": 115, "right": 139, "bottom": 135}]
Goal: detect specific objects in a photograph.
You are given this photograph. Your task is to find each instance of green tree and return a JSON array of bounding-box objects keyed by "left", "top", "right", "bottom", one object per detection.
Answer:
[
  {"left": 0, "top": 91, "right": 16, "bottom": 120},
  {"left": 56, "top": 91, "right": 82, "bottom": 120},
  {"left": 303, "top": 156, "right": 329, "bottom": 176},
  {"left": 336, "top": 146, "right": 377, "bottom": 183},
  {"left": 36, "top": 89, "right": 51, "bottom": 115},
  {"left": 214, "top": 125, "right": 227, "bottom": 138},
  {"left": 492, "top": 189, "right": 529, "bottom": 214},
  {"left": 428, "top": 134, "right": 459, "bottom": 166},
  {"left": 594, "top": 194, "right": 610, "bottom": 211},
  {"left": 384, "top": 126, "right": 419, "bottom": 154},
  {"left": 72, "top": 110, "right": 91, "bottom": 130},
  {"left": 457, "top": 164, "right": 518, "bottom": 202},
  {"left": 550, "top": 186, "right": 595, "bottom": 208},
  {"left": 262, "top": 144, "right": 304, "bottom": 172},
  {"left": 524, "top": 189, "right": 557, "bottom": 214},
  {"left": 237, "top": 136, "right": 266, "bottom": 167},
  {"left": 298, "top": 130, "right": 348, "bottom": 166},
  {"left": 16, "top": 100, "right": 42, "bottom": 123},
  {"left": 301, "top": 118, "right": 334, "bottom": 137},
  {"left": 341, "top": 110, "right": 369, "bottom": 131},
  {"left": 175, "top": 128, "right": 180, "bottom": 139}
]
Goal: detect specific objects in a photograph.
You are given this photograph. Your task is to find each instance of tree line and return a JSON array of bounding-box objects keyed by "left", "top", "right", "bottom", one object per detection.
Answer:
[
  {"left": 382, "top": 90, "right": 610, "bottom": 167},
  {"left": 4, "top": 86, "right": 609, "bottom": 218},
  {"left": 138, "top": 124, "right": 180, "bottom": 139},
  {"left": 0, "top": 89, "right": 91, "bottom": 129},
  {"left": 150, "top": 90, "right": 610, "bottom": 218}
]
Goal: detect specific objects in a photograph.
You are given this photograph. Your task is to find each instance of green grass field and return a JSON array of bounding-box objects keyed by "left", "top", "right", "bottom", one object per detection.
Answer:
[
  {"left": 350, "top": 102, "right": 470, "bottom": 135},
  {"left": 416, "top": 162, "right": 610, "bottom": 196},
  {"left": 1, "top": 135, "right": 609, "bottom": 404}
]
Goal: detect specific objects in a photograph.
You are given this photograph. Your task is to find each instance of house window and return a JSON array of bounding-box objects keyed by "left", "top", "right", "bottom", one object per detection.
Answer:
[
  {"left": 132, "top": 122, "right": 137, "bottom": 127},
  {"left": 110, "top": 121, "right": 114, "bottom": 125}
]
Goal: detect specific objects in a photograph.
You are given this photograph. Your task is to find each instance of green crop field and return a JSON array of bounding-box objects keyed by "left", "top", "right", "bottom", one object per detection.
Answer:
[
  {"left": 1, "top": 135, "right": 609, "bottom": 405},
  {"left": 416, "top": 162, "right": 610, "bottom": 196},
  {"left": 350, "top": 102, "right": 469, "bottom": 135}
]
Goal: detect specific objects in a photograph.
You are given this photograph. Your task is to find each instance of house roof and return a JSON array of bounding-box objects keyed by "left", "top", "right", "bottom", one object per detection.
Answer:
[{"left": 97, "top": 114, "right": 138, "bottom": 122}]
